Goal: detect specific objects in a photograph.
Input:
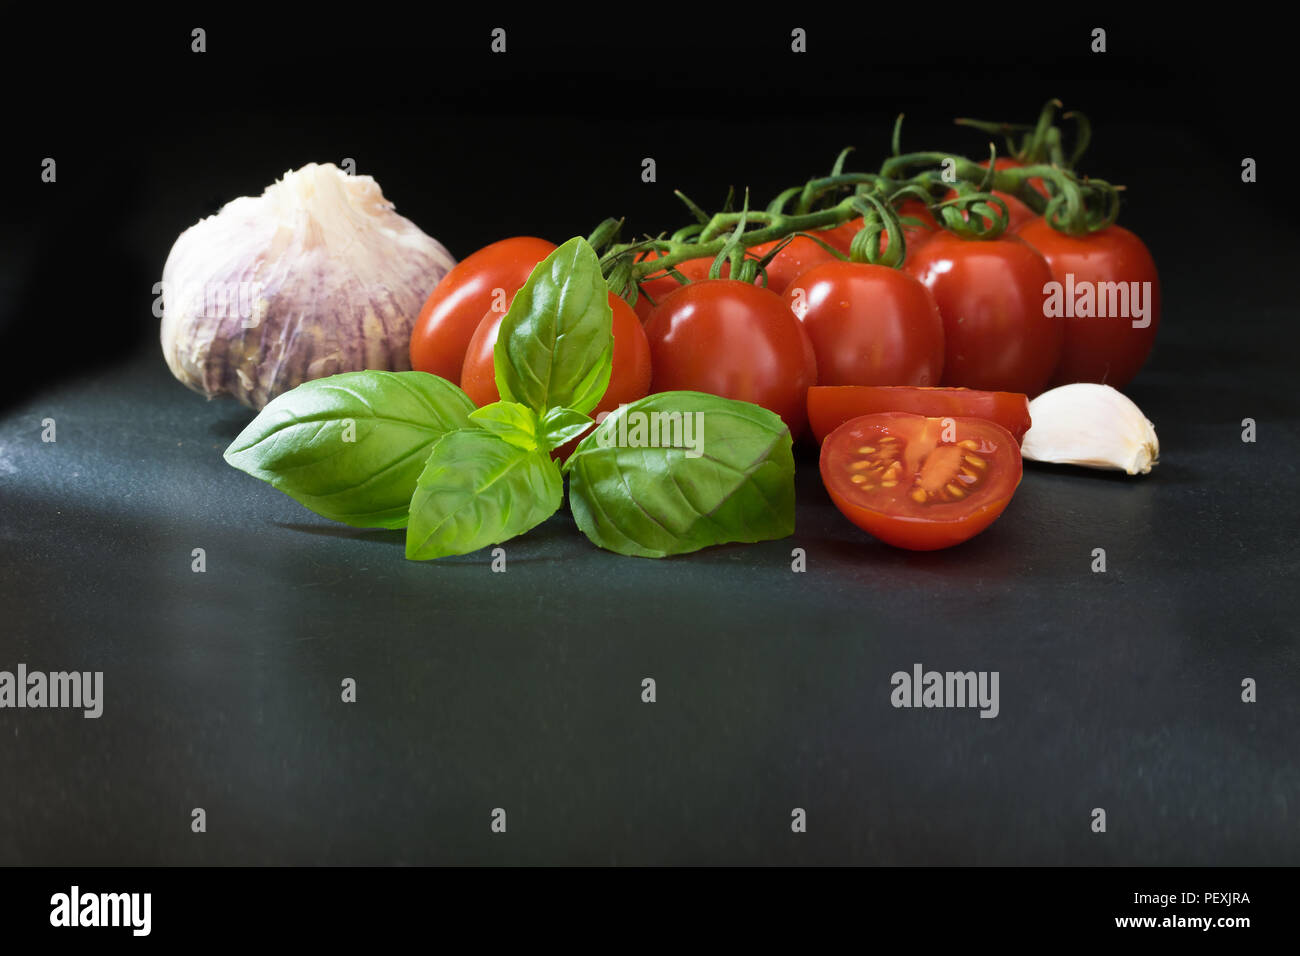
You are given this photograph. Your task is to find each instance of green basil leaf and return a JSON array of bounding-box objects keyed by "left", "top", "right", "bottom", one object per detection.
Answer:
[
  {"left": 565, "top": 391, "right": 795, "bottom": 558},
  {"left": 224, "top": 371, "right": 475, "bottom": 529},
  {"left": 494, "top": 236, "right": 614, "bottom": 416},
  {"left": 405, "top": 428, "right": 563, "bottom": 560},
  {"left": 540, "top": 406, "right": 595, "bottom": 450},
  {"left": 469, "top": 401, "right": 541, "bottom": 451}
]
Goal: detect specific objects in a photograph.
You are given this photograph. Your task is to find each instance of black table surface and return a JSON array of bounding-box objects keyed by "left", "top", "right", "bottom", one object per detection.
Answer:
[{"left": 1, "top": 306, "right": 1296, "bottom": 865}]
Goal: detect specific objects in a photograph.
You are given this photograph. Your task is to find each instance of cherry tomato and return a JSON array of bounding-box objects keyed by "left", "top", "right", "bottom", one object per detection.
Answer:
[
  {"left": 644, "top": 279, "right": 817, "bottom": 437},
  {"left": 1015, "top": 219, "right": 1160, "bottom": 389},
  {"left": 807, "top": 386, "right": 1031, "bottom": 445},
  {"left": 409, "top": 236, "right": 556, "bottom": 381},
  {"left": 944, "top": 158, "right": 1048, "bottom": 232},
  {"left": 460, "top": 292, "right": 652, "bottom": 419},
  {"left": 745, "top": 235, "right": 840, "bottom": 295},
  {"left": 822, "top": 200, "right": 938, "bottom": 261},
  {"left": 820, "top": 412, "right": 1021, "bottom": 551},
  {"left": 632, "top": 252, "right": 731, "bottom": 321},
  {"left": 784, "top": 261, "right": 944, "bottom": 388},
  {"left": 904, "top": 232, "right": 1061, "bottom": 396}
]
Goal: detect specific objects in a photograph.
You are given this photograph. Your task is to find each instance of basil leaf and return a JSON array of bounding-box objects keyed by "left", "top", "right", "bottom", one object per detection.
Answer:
[
  {"left": 469, "top": 401, "right": 541, "bottom": 451},
  {"left": 405, "top": 428, "right": 563, "bottom": 560},
  {"left": 224, "top": 371, "right": 475, "bottom": 529},
  {"left": 494, "top": 236, "right": 614, "bottom": 416},
  {"left": 565, "top": 391, "right": 795, "bottom": 558},
  {"left": 540, "top": 406, "right": 595, "bottom": 450}
]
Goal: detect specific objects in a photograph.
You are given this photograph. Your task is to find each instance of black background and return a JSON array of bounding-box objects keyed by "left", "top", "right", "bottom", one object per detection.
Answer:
[{"left": 1, "top": 9, "right": 1297, "bottom": 878}]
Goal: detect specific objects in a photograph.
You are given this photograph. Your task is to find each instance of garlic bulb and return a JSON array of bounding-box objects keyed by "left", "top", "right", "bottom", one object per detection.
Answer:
[
  {"left": 161, "top": 163, "right": 455, "bottom": 409},
  {"left": 1020, "top": 383, "right": 1159, "bottom": 474}
]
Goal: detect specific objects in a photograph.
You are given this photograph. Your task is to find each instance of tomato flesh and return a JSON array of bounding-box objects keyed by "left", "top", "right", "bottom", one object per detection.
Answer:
[
  {"left": 807, "top": 386, "right": 1031, "bottom": 445},
  {"left": 820, "top": 413, "right": 1021, "bottom": 551}
]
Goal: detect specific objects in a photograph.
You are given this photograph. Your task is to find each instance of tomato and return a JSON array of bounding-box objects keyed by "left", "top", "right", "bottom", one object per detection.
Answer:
[
  {"left": 944, "top": 158, "right": 1048, "bottom": 232},
  {"left": 904, "top": 232, "right": 1061, "bottom": 396},
  {"left": 783, "top": 261, "right": 944, "bottom": 388},
  {"left": 807, "top": 386, "right": 1031, "bottom": 445},
  {"left": 1015, "top": 219, "right": 1160, "bottom": 389},
  {"left": 460, "top": 291, "right": 652, "bottom": 417},
  {"left": 822, "top": 200, "right": 938, "bottom": 261},
  {"left": 745, "top": 235, "right": 840, "bottom": 295},
  {"left": 410, "top": 236, "right": 556, "bottom": 381},
  {"left": 644, "top": 279, "right": 817, "bottom": 437},
  {"left": 820, "top": 413, "right": 1021, "bottom": 551},
  {"left": 632, "top": 251, "right": 731, "bottom": 321}
]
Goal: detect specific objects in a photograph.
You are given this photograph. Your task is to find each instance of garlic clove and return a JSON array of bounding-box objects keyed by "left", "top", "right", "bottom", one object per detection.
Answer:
[{"left": 1020, "top": 383, "right": 1159, "bottom": 475}]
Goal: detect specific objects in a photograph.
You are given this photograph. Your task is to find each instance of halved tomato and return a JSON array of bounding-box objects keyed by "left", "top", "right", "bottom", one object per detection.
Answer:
[
  {"left": 808, "top": 386, "right": 1031, "bottom": 445},
  {"left": 819, "top": 413, "right": 1022, "bottom": 551}
]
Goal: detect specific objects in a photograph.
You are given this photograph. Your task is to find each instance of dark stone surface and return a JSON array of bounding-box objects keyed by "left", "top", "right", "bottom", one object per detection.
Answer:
[{"left": 1, "top": 312, "right": 1296, "bottom": 864}]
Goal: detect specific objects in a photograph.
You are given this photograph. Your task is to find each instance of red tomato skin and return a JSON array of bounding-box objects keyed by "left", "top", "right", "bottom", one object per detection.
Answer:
[
  {"left": 460, "top": 292, "right": 652, "bottom": 418},
  {"left": 904, "top": 233, "right": 1061, "bottom": 396},
  {"left": 633, "top": 254, "right": 711, "bottom": 321},
  {"left": 746, "top": 235, "right": 840, "bottom": 295},
  {"left": 644, "top": 279, "right": 817, "bottom": 437},
  {"left": 822, "top": 200, "right": 938, "bottom": 260},
  {"left": 820, "top": 413, "right": 1021, "bottom": 551},
  {"left": 410, "top": 237, "right": 556, "bottom": 381},
  {"left": 806, "top": 385, "right": 1031, "bottom": 445},
  {"left": 1015, "top": 220, "right": 1161, "bottom": 389},
  {"left": 784, "top": 261, "right": 944, "bottom": 388}
]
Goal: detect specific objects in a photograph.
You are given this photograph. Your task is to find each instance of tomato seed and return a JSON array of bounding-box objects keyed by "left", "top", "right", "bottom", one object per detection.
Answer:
[
  {"left": 857, "top": 445, "right": 875, "bottom": 454},
  {"left": 945, "top": 483, "right": 965, "bottom": 499},
  {"left": 964, "top": 454, "right": 986, "bottom": 468}
]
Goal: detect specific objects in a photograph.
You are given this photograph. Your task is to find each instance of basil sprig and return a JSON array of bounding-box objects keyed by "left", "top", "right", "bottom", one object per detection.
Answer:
[{"left": 224, "top": 235, "right": 797, "bottom": 559}]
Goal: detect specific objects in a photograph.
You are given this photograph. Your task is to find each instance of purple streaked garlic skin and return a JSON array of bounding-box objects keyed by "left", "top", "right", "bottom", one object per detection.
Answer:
[{"left": 161, "top": 163, "right": 455, "bottom": 410}]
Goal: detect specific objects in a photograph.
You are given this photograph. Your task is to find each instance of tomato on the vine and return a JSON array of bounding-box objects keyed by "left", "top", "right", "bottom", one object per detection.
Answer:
[
  {"left": 460, "top": 291, "right": 652, "bottom": 418},
  {"left": 632, "top": 252, "right": 723, "bottom": 321},
  {"left": 745, "top": 235, "right": 840, "bottom": 295},
  {"left": 410, "top": 236, "right": 556, "bottom": 381},
  {"left": 1015, "top": 219, "right": 1160, "bottom": 389},
  {"left": 820, "top": 412, "right": 1021, "bottom": 551},
  {"left": 644, "top": 279, "right": 817, "bottom": 437},
  {"left": 822, "top": 200, "right": 938, "bottom": 261},
  {"left": 807, "top": 386, "right": 1031, "bottom": 445},
  {"left": 904, "top": 232, "right": 1061, "bottom": 396},
  {"left": 784, "top": 261, "right": 944, "bottom": 388},
  {"left": 944, "top": 158, "right": 1048, "bottom": 232}
]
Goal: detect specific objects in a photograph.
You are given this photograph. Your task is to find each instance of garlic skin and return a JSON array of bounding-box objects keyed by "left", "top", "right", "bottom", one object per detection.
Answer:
[
  {"left": 1021, "top": 383, "right": 1159, "bottom": 475},
  {"left": 161, "top": 163, "right": 455, "bottom": 409}
]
